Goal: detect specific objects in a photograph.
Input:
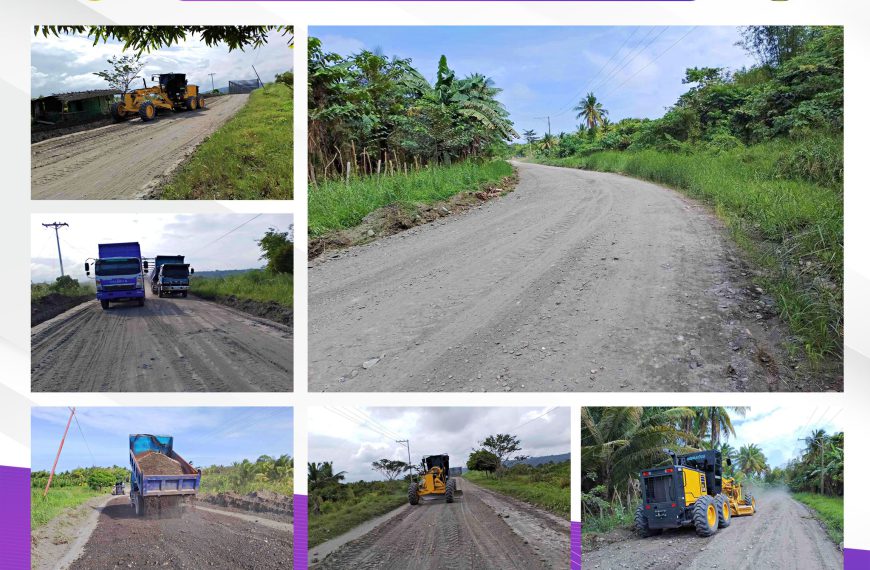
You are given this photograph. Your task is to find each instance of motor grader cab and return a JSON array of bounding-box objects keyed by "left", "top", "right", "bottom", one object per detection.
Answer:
[
  {"left": 635, "top": 449, "right": 756, "bottom": 538},
  {"left": 111, "top": 73, "right": 206, "bottom": 122},
  {"left": 408, "top": 454, "right": 462, "bottom": 505}
]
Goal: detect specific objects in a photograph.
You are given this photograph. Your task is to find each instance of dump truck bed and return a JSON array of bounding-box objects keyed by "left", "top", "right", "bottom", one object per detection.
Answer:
[{"left": 129, "top": 434, "right": 200, "bottom": 498}]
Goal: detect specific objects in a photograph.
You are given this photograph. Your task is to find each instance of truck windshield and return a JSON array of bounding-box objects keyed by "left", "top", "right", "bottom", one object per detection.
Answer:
[
  {"left": 95, "top": 258, "right": 141, "bottom": 276},
  {"left": 162, "top": 266, "right": 189, "bottom": 278}
]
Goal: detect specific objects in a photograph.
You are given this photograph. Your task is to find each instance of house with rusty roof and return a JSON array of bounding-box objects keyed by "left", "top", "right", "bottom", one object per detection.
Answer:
[{"left": 31, "top": 89, "right": 120, "bottom": 125}]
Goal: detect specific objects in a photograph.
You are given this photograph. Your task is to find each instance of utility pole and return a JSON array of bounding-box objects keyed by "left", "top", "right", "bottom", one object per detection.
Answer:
[
  {"left": 396, "top": 439, "right": 412, "bottom": 477},
  {"left": 42, "top": 222, "right": 69, "bottom": 277},
  {"left": 208, "top": 73, "right": 216, "bottom": 92},
  {"left": 546, "top": 116, "right": 551, "bottom": 137},
  {"left": 44, "top": 408, "right": 75, "bottom": 498}
]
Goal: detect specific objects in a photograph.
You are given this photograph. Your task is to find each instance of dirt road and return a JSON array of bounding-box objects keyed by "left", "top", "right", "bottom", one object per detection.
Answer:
[
  {"left": 31, "top": 95, "right": 249, "bottom": 200},
  {"left": 310, "top": 161, "right": 831, "bottom": 392},
  {"left": 31, "top": 292, "right": 292, "bottom": 392},
  {"left": 63, "top": 497, "right": 292, "bottom": 569},
  {"left": 584, "top": 489, "right": 841, "bottom": 570},
  {"left": 313, "top": 479, "right": 569, "bottom": 569}
]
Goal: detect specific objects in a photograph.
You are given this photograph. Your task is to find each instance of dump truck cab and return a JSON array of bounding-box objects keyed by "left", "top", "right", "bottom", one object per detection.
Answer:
[
  {"left": 85, "top": 242, "right": 147, "bottom": 309},
  {"left": 408, "top": 454, "right": 461, "bottom": 505}
]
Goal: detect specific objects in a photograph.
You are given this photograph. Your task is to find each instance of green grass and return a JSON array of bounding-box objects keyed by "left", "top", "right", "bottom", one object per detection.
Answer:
[
  {"left": 464, "top": 461, "right": 570, "bottom": 517},
  {"left": 536, "top": 140, "right": 842, "bottom": 361},
  {"left": 162, "top": 83, "right": 293, "bottom": 200},
  {"left": 793, "top": 492, "right": 843, "bottom": 545},
  {"left": 199, "top": 466, "right": 292, "bottom": 497},
  {"left": 31, "top": 486, "right": 103, "bottom": 530},
  {"left": 309, "top": 159, "right": 514, "bottom": 236},
  {"left": 190, "top": 270, "right": 293, "bottom": 309},
  {"left": 31, "top": 280, "right": 93, "bottom": 301},
  {"left": 309, "top": 480, "right": 407, "bottom": 547}
]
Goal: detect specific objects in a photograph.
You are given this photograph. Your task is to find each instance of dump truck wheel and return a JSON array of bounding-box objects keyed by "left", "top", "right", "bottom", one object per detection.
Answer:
[
  {"left": 100, "top": 300, "right": 109, "bottom": 310},
  {"left": 744, "top": 494, "right": 757, "bottom": 514},
  {"left": 110, "top": 102, "right": 127, "bottom": 121},
  {"left": 715, "top": 494, "right": 732, "bottom": 528},
  {"left": 181, "top": 292, "right": 188, "bottom": 298},
  {"left": 408, "top": 482, "right": 419, "bottom": 506},
  {"left": 186, "top": 96, "right": 198, "bottom": 111},
  {"left": 692, "top": 495, "right": 719, "bottom": 537},
  {"left": 198, "top": 96, "right": 206, "bottom": 109},
  {"left": 634, "top": 505, "right": 662, "bottom": 538},
  {"left": 135, "top": 496, "right": 145, "bottom": 516},
  {"left": 446, "top": 479, "right": 456, "bottom": 503},
  {"left": 138, "top": 298, "right": 145, "bottom": 307},
  {"left": 139, "top": 102, "right": 156, "bottom": 121}
]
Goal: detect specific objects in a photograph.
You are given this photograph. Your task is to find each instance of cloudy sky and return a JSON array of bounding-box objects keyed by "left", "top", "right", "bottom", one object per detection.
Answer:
[
  {"left": 312, "top": 26, "right": 755, "bottom": 141},
  {"left": 31, "top": 29, "right": 293, "bottom": 98},
  {"left": 31, "top": 213, "right": 293, "bottom": 284},
  {"left": 309, "top": 406, "right": 570, "bottom": 482},
  {"left": 31, "top": 407, "right": 293, "bottom": 472},
  {"left": 725, "top": 405, "right": 844, "bottom": 469}
]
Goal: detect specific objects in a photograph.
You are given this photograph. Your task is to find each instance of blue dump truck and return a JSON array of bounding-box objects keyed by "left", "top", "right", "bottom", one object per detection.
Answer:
[
  {"left": 148, "top": 255, "right": 194, "bottom": 298},
  {"left": 129, "top": 434, "right": 201, "bottom": 517},
  {"left": 85, "top": 242, "right": 148, "bottom": 310}
]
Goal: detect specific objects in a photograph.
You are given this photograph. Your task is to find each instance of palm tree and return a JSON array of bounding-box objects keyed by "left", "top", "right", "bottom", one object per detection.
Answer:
[
  {"left": 737, "top": 444, "right": 768, "bottom": 477},
  {"left": 695, "top": 407, "right": 748, "bottom": 447},
  {"left": 307, "top": 461, "right": 346, "bottom": 491},
  {"left": 539, "top": 133, "right": 557, "bottom": 155},
  {"left": 574, "top": 92, "right": 608, "bottom": 131}
]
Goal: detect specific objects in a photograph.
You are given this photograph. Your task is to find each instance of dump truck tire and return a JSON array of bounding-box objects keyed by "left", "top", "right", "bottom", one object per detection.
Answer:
[
  {"left": 446, "top": 479, "right": 456, "bottom": 503},
  {"left": 138, "top": 298, "right": 145, "bottom": 307},
  {"left": 135, "top": 495, "right": 145, "bottom": 516},
  {"left": 100, "top": 300, "right": 109, "bottom": 310},
  {"left": 139, "top": 102, "right": 156, "bottom": 121},
  {"left": 744, "top": 494, "right": 757, "bottom": 514},
  {"left": 185, "top": 96, "right": 198, "bottom": 111},
  {"left": 110, "top": 102, "right": 127, "bottom": 121},
  {"left": 692, "top": 495, "right": 719, "bottom": 537},
  {"left": 408, "top": 482, "right": 419, "bottom": 505},
  {"left": 634, "top": 505, "right": 662, "bottom": 538},
  {"left": 715, "top": 494, "right": 732, "bottom": 528},
  {"left": 198, "top": 95, "right": 206, "bottom": 109},
  {"left": 181, "top": 292, "right": 188, "bottom": 298}
]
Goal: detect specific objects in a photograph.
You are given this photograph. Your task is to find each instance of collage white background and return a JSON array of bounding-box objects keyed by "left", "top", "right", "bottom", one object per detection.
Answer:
[{"left": 0, "top": 0, "right": 866, "bottom": 555}]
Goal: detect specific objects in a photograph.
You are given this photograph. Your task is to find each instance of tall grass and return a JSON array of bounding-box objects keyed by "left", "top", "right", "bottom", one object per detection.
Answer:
[
  {"left": 199, "top": 466, "right": 292, "bottom": 497},
  {"left": 162, "top": 83, "right": 293, "bottom": 200},
  {"left": 31, "top": 486, "right": 103, "bottom": 530},
  {"left": 538, "top": 139, "right": 842, "bottom": 361},
  {"left": 793, "top": 492, "right": 844, "bottom": 545},
  {"left": 31, "top": 279, "right": 93, "bottom": 301},
  {"left": 309, "top": 480, "right": 406, "bottom": 546},
  {"left": 190, "top": 270, "right": 293, "bottom": 309},
  {"left": 309, "top": 159, "right": 514, "bottom": 236},
  {"left": 464, "top": 461, "right": 570, "bottom": 517}
]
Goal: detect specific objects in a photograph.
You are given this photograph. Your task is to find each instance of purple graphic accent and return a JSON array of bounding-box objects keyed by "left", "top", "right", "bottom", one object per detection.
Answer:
[
  {"left": 0, "top": 466, "right": 29, "bottom": 570},
  {"left": 571, "top": 521, "right": 581, "bottom": 569},
  {"left": 846, "top": 549, "right": 870, "bottom": 568},
  {"left": 294, "top": 494, "right": 307, "bottom": 569}
]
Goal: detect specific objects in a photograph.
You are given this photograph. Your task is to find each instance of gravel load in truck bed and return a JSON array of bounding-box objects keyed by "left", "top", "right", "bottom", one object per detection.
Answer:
[{"left": 137, "top": 452, "right": 185, "bottom": 475}]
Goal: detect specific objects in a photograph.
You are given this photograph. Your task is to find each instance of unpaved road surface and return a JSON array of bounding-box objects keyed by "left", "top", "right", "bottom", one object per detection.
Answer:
[
  {"left": 310, "top": 161, "right": 834, "bottom": 392},
  {"left": 313, "top": 478, "right": 568, "bottom": 569},
  {"left": 31, "top": 494, "right": 114, "bottom": 570},
  {"left": 66, "top": 497, "right": 292, "bottom": 569},
  {"left": 584, "top": 489, "right": 841, "bottom": 570},
  {"left": 31, "top": 292, "right": 292, "bottom": 392},
  {"left": 32, "top": 95, "right": 249, "bottom": 200}
]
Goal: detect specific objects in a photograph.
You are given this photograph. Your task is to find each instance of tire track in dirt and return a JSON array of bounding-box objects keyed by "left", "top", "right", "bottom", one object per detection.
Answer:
[
  {"left": 31, "top": 94, "right": 249, "bottom": 200},
  {"left": 31, "top": 292, "right": 292, "bottom": 392}
]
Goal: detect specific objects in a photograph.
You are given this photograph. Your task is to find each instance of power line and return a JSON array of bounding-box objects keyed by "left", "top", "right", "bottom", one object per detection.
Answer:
[
  {"left": 42, "top": 222, "right": 69, "bottom": 277},
  {"left": 189, "top": 214, "right": 263, "bottom": 255},
  {"left": 514, "top": 407, "right": 558, "bottom": 431},
  {"left": 342, "top": 408, "right": 404, "bottom": 440},
  {"left": 72, "top": 410, "right": 96, "bottom": 467},
  {"left": 590, "top": 26, "right": 670, "bottom": 96},
  {"left": 326, "top": 407, "right": 404, "bottom": 442}
]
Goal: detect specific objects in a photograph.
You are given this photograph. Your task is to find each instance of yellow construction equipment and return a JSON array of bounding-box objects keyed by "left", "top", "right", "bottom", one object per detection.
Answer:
[
  {"left": 408, "top": 454, "right": 462, "bottom": 505},
  {"left": 635, "top": 449, "right": 756, "bottom": 538},
  {"left": 111, "top": 73, "right": 206, "bottom": 122}
]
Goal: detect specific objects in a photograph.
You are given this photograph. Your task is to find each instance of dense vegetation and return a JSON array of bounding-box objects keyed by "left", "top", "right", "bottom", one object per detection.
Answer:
[
  {"left": 465, "top": 460, "right": 570, "bottom": 517},
  {"left": 527, "top": 26, "right": 843, "bottom": 361},
  {"left": 31, "top": 275, "right": 93, "bottom": 301},
  {"left": 162, "top": 81, "right": 293, "bottom": 200},
  {"left": 199, "top": 454, "right": 293, "bottom": 496},
  {"left": 31, "top": 466, "right": 128, "bottom": 529}
]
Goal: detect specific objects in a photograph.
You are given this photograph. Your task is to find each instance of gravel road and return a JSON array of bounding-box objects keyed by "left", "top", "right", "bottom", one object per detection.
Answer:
[
  {"left": 65, "top": 497, "right": 292, "bottom": 569},
  {"left": 310, "top": 161, "right": 829, "bottom": 392},
  {"left": 314, "top": 479, "right": 568, "bottom": 569},
  {"left": 583, "top": 489, "right": 841, "bottom": 570},
  {"left": 31, "top": 94, "right": 249, "bottom": 200},
  {"left": 31, "top": 293, "right": 292, "bottom": 392}
]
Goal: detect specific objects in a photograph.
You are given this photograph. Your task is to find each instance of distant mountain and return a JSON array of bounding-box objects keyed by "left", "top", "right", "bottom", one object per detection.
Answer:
[
  {"left": 506, "top": 453, "right": 570, "bottom": 467},
  {"left": 193, "top": 268, "right": 260, "bottom": 278}
]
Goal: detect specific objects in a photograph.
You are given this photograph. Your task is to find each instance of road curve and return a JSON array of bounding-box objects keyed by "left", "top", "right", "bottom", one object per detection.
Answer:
[
  {"left": 310, "top": 161, "right": 817, "bottom": 393},
  {"left": 314, "top": 479, "right": 568, "bottom": 569},
  {"left": 31, "top": 94, "right": 249, "bottom": 200},
  {"left": 31, "top": 292, "right": 292, "bottom": 392},
  {"left": 583, "top": 489, "right": 841, "bottom": 570}
]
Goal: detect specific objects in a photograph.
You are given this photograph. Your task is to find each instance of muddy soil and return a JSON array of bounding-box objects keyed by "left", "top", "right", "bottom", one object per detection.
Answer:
[
  {"left": 31, "top": 95, "right": 249, "bottom": 200},
  {"left": 31, "top": 291, "right": 292, "bottom": 392},
  {"left": 66, "top": 497, "right": 292, "bottom": 569},
  {"left": 32, "top": 118, "right": 115, "bottom": 143},
  {"left": 314, "top": 478, "right": 568, "bottom": 569},
  {"left": 31, "top": 293, "right": 91, "bottom": 327},
  {"left": 196, "top": 294, "right": 294, "bottom": 327},
  {"left": 583, "top": 489, "right": 842, "bottom": 570},
  {"left": 309, "top": 161, "right": 840, "bottom": 392},
  {"left": 197, "top": 490, "right": 293, "bottom": 522}
]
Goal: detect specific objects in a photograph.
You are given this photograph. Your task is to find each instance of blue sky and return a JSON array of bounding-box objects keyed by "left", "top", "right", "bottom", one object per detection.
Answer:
[
  {"left": 311, "top": 26, "right": 755, "bottom": 141},
  {"left": 31, "top": 407, "right": 293, "bottom": 472}
]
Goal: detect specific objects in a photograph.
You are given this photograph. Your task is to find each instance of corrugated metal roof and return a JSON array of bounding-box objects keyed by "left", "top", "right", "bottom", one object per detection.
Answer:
[{"left": 32, "top": 89, "right": 119, "bottom": 103}]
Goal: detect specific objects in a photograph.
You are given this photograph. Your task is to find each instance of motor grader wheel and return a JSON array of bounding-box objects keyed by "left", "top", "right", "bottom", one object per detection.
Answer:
[
  {"left": 185, "top": 96, "right": 198, "bottom": 111},
  {"left": 714, "top": 494, "right": 732, "bottom": 528},
  {"left": 692, "top": 495, "right": 719, "bottom": 537},
  {"left": 197, "top": 95, "right": 206, "bottom": 109},
  {"left": 139, "top": 101, "right": 156, "bottom": 121},
  {"left": 634, "top": 504, "right": 662, "bottom": 538},
  {"left": 744, "top": 494, "right": 757, "bottom": 514},
  {"left": 408, "top": 482, "right": 419, "bottom": 506},
  {"left": 446, "top": 479, "right": 456, "bottom": 503},
  {"left": 110, "top": 101, "right": 128, "bottom": 121}
]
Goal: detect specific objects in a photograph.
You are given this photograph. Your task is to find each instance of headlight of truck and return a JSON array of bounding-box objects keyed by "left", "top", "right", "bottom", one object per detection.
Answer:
[{"left": 136, "top": 276, "right": 143, "bottom": 288}]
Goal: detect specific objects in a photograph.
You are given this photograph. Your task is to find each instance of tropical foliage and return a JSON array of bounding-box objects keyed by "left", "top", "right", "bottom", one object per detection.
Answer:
[{"left": 200, "top": 454, "right": 293, "bottom": 496}]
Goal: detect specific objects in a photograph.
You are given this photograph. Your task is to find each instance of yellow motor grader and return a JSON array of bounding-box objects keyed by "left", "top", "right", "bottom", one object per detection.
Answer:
[
  {"left": 408, "top": 454, "right": 462, "bottom": 505},
  {"left": 635, "top": 449, "right": 756, "bottom": 538},
  {"left": 111, "top": 73, "right": 206, "bottom": 122}
]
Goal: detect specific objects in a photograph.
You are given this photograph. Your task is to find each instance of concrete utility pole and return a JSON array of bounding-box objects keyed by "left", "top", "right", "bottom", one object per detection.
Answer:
[
  {"left": 208, "top": 73, "right": 216, "bottom": 92},
  {"left": 396, "top": 439, "right": 413, "bottom": 476},
  {"left": 42, "top": 222, "right": 69, "bottom": 277},
  {"left": 44, "top": 407, "right": 75, "bottom": 498}
]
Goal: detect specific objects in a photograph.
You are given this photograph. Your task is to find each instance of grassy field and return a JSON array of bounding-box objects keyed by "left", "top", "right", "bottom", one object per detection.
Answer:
[
  {"left": 309, "top": 480, "right": 406, "bottom": 546},
  {"left": 464, "top": 461, "right": 570, "bottom": 517},
  {"left": 190, "top": 270, "right": 293, "bottom": 309},
  {"left": 309, "top": 159, "right": 514, "bottom": 236},
  {"left": 537, "top": 139, "right": 843, "bottom": 361},
  {"left": 31, "top": 279, "right": 93, "bottom": 301},
  {"left": 162, "top": 84, "right": 293, "bottom": 200},
  {"left": 31, "top": 486, "right": 103, "bottom": 530},
  {"left": 793, "top": 492, "right": 844, "bottom": 545}
]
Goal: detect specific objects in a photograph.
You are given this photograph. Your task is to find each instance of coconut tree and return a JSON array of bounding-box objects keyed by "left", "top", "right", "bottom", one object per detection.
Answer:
[
  {"left": 574, "top": 92, "right": 608, "bottom": 131},
  {"left": 695, "top": 407, "right": 748, "bottom": 447},
  {"left": 736, "top": 444, "right": 769, "bottom": 478}
]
